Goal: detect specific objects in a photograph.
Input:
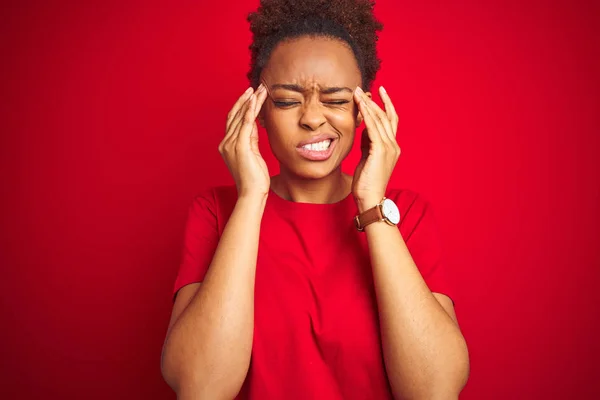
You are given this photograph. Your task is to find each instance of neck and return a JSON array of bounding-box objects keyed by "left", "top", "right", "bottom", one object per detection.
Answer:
[{"left": 271, "top": 167, "right": 352, "bottom": 204}]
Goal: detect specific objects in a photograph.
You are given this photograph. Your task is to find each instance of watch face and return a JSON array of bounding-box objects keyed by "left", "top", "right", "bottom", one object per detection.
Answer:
[{"left": 381, "top": 198, "right": 401, "bottom": 225}]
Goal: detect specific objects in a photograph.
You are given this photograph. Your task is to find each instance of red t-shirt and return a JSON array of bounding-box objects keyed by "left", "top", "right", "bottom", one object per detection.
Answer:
[{"left": 173, "top": 184, "right": 454, "bottom": 399}]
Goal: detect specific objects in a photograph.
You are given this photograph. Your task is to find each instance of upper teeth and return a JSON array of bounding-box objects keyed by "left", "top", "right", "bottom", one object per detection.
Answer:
[{"left": 303, "top": 139, "right": 332, "bottom": 151}]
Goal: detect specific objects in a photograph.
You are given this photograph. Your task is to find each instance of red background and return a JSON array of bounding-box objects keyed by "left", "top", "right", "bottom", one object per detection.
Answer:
[{"left": 2, "top": 0, "right": 599, "bottom": 399}]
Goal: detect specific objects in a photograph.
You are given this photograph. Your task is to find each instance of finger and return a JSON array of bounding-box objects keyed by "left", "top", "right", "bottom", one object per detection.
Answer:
[
  {"left": 223, "top": 104, "right": 250, "bottom": 151},
  {"left": 357, "top": 90, "right": 388, "bottom": 144},
  {"left": 225, "top": 94, "right": 253, "bottom": 145},
  {"left": 354, "top": 88, "right": 382, "bottom": 146},
  {"left": 254, "top": 84, "right": 268, "bottom": 118},
  {"left": 379, "top": 86, "right": 399, "bottom": 136},
  {"left": 237, "top": 94, "right": 257, "bottom": 145},
  {"left": 228, "top": 84, "right": 265, "bottom": 143},
  {"left": 226, "top": 87, "right": 253, "bottom": 132},
  {"left": 250, "top": 122, "right": 260, "bottom": 154},
  {"left": 367, "top": 93, "right": 395, "bottom": 142},
  {"left": 225, "top": 91, "right": 256, "bottom": 145}
]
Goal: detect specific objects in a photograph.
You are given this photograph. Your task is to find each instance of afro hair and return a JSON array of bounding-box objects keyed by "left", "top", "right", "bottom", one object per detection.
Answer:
[{"left": 247, "top": 0, "right": 383, "bottom": 90}]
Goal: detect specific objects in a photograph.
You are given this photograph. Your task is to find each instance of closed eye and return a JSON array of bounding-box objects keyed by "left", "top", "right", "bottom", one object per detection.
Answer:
[
  {"left": 272, "top": 100, "right": 351, "bottom": 108},
  {"left": 272, "top": 100, "right": 300, "bottom": 108}
]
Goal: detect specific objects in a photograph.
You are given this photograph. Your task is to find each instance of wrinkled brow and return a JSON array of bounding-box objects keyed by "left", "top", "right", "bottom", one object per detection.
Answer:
[{"left": 270, "top": 83, "right": 353, "bottom": 95}]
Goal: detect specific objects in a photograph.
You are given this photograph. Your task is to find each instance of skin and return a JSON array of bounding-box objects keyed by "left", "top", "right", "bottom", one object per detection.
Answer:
[
  {"left": 258, "top": 36, "right": 361, "bottom": 202},
  {"left": 161, "top": 35, "right": 470, "bottom": 399}
]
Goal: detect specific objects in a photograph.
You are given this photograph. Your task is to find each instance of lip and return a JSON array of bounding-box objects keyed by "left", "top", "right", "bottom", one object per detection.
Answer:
[{"left": 296, "top": 137, "right": 337, "bottom": 161}]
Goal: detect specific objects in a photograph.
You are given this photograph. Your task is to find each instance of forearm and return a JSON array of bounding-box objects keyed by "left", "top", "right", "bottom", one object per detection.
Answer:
[
  {"left": 163, "top": 194, "right": 266, "bottom": 398},
  {"left": 364, "top": 222, "right": 469, "bottom": 399}
]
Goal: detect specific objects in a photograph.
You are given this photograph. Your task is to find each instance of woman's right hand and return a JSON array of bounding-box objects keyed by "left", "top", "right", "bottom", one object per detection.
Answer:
[{"left": 219, "top": 85, "right": 270, "bottom": 198}]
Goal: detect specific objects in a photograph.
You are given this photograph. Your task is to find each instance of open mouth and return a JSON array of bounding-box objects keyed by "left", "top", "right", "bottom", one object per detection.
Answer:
[
  {"left": 300, "top": 139, "right": 332, "bottom": 152},
  {"left": 296, "top": 138, "right": 337, "bottom": 161}
]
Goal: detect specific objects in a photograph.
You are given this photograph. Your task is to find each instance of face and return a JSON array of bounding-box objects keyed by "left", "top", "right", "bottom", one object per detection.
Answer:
[{"left": 259, "top": 36, "right": 366, "bottom": 180}]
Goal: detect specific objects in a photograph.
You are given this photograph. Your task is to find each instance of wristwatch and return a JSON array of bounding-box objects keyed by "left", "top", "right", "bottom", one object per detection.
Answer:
[{"left": 354, "top": 197, "right": 401, "bottom": 231}]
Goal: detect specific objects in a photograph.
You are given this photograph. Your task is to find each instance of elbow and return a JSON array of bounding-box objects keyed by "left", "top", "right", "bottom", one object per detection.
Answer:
[
  {"left": 161, "top": 344, "right": 247, "bottom": 400},
  {"left": 428, "top": 363, "right": 470, "bottom": 400},
  {"left": 393, "top": 340, "right": 470, "bottom": 400},
  {"left": 452, "top": 334, "right": 471, "bottom": 393},
  {"left": 160, "top": 356, "right": 213, "bottom": 400},
  {"left": 160, "top": 344, "right": 183, "bottom": 393},
  {"left": 160, "top": 339, "right": 198, "bottom": 394},
  {"left": 429, "top": 339, "right": 471, "bottom": 399},
  {"left": 394, "top": 373, "right": 468, "bottom": 400}
]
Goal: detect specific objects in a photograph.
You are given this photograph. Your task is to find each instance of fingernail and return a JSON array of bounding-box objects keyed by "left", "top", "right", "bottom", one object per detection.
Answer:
[
  {"left": 257, "top": 84, "right": 265, "bottom": 93},
  {"left": 355, "top": 86, "right": 364, "bottom": 94},
  {"left": 380, "top": 86, "right": 387, "bottom": 94}
]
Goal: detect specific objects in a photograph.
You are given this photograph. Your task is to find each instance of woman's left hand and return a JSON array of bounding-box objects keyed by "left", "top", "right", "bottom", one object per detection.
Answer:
[{"left": 352, "top": 86, "right": 401, "bottom": 213}]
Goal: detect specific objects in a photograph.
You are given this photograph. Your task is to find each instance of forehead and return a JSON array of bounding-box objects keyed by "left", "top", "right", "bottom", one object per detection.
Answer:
[{"left": 262, "top": 36, "right": 361, "bottom": 87}]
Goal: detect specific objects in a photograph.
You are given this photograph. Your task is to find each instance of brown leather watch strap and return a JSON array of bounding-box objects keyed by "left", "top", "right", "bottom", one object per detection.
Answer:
[{"left": 354, "top": 203, "right": 383, "bottom": 231}]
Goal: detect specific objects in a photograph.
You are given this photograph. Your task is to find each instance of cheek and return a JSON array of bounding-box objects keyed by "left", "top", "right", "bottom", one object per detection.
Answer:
[
  {"left": 326, "top": 109, "right": 357, "bottom": 134},
  {"left": 263, "top": 108, "right": 296, "bottom": 147}
]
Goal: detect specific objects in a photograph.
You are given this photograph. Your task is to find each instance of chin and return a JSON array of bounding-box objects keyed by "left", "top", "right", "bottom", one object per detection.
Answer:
[
  {"left": 297, "top": 164, "right": 336, "bottom": 180},
  {"left": 280, "top": 157, "right": 340, "bottom": 180}
]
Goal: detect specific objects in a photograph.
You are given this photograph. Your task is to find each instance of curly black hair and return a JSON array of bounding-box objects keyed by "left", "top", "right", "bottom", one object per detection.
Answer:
[{"left": 247, "top": 0, "right": 383, "bottom": 91}]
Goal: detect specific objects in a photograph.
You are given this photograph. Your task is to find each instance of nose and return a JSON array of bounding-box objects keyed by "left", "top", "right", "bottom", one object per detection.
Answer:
[{"left": 299, "top": 100, "right": 326, "bottom": 131}]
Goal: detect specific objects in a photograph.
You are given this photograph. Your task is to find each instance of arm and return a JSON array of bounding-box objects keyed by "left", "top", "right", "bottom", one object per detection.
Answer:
[
  {"left": 161, "top": 194, "right": 266, "bottom": 399},
  {"left": 360, "top": 212, "right": 470, "bottom": 399},
  {"left": 161, "top": 85, "right": 270, "bottom": 399},
  {"left": 352, "top": 86, "right": 469, "bottom": 399}
]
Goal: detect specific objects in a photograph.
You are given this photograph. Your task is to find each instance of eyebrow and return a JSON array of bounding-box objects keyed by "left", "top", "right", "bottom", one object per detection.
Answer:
[{"left": 269, "top": 83, "right": 353, "bottom": 95}]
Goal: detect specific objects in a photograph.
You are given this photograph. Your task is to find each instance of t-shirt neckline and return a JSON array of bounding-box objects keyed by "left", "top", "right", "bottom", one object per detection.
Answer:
[{"left": 268, "top": 187, "right": 355, "bottom": 209}]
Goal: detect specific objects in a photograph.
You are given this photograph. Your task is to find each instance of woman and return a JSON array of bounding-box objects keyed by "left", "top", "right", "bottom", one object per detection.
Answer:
[{"left": 161, "top": 0, "right": 470, "bottom": 398}]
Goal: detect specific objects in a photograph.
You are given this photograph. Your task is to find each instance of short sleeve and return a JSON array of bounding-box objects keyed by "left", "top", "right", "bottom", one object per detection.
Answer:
[
  {"left": 402, "top": 195, "right": 456, "bottom": 306},
  {"left": 172, "top": 188, "right": 220, "bottom": 301}
]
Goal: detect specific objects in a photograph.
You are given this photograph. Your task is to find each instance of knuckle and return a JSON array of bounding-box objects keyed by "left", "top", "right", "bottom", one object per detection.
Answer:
[{"left": 223, "top": 140, "right": 234, "bottom": 152}]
